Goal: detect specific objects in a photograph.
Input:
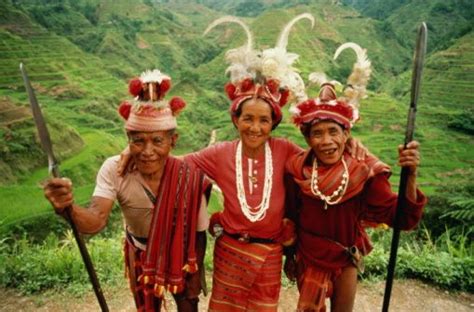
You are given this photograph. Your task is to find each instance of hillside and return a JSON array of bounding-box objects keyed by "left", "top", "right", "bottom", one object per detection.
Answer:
[
  {"left": 343, "top": 0, "right": 472, "bottom": 51},
  {"left": 0, "top": 0, "right": 473, "bottom": 228}
]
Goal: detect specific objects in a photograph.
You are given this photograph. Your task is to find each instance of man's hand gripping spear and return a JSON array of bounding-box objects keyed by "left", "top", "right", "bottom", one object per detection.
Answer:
[
  {"left": 20, "top": 63, "right": 109, "bottom": 312},
  {"left": 382, "top": 23, "right": 428, "bottom": 312}
]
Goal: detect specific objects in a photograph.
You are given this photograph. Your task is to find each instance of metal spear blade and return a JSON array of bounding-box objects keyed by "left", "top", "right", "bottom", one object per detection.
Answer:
[
  {"left": 410, "top": 22, "right": 428, "bottom": 109},
  {"left": 19, "top": 63, "right": 59, "bottom": 177}
]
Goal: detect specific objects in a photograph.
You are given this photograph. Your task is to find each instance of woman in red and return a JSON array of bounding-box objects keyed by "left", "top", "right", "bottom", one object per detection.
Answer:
[
  {"left": 285, "top": 43, "right": 427, "bottom": 311},
  {"left": 184, "top": 15, "right": 314, "bottom": 311},
  {"left": 118, "top": 16, "right": 365, "bottom": 311}
]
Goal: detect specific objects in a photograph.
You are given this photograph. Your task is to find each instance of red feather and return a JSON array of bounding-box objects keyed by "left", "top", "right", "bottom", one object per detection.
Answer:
[
  {"left": 296, "top": 99, "right": 316, "bottom": 116},
  {"left": 266, "top": 79, "right": 279, "bottom": 94},
  {"left": 159, "top": 79, "right": 171, "bottom": 98},
  {"left": 169, "top": 96, "right": 186, "bottom": 114},
  {"left": 279, "top": 89, "right": 290, "bottom": 107},
  {"left": 224, "top": 83, "right": 237, "bottom": 100},
  {"left": 128, "top": 78, "right": 142, "bottom": 97},
  {"left": 293, "top": 116, "right": 302, "bottom": 125},
  {"left": 118, "top": 101, "right": 132, "bottom": 120},
  {"left": 240, "top": 78, "right": 254, "bottom": 92}
]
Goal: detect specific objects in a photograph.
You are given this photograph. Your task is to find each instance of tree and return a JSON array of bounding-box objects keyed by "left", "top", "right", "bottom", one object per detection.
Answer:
[{"left": 235, "top": 0, "right": 264, "bottom": 17}]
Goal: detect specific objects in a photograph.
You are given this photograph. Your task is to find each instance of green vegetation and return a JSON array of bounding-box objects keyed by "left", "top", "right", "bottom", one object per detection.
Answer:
[
  {"left": 364, "top": 227, "right": 473, "bottom": 292},
  {"left": 0, "top": 0, "right": 472, "bottom": 297}
]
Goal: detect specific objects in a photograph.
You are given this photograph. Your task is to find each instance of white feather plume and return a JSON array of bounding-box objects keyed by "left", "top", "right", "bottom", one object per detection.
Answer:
[
  {"left": 333, "top": 42, "right": 371, "bottom": 107},
  {"left": 308, "top": 72, "right": 343, "bottom": 90},
  {"left": 140, "top": 69, "right": 170, "bottom": 83},
  {"left": 276, "top": 13, "right": 315, "bottom": 50},
  {"left": 204, "top": 16, "right": 259, "bottom": 83},
  {"left": 261, "top": 13, "right": 315, "bottom": 103},
  {"left": 308, "top": 72, "right": 328, "bottom": 86},
  {"left": 204, "top": 16, "right": 253, "bottom": 52}
]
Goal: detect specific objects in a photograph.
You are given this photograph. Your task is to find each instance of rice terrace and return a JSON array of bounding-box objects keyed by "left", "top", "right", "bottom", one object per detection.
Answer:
[{"left": 0, "top": 0, "right": 472, "bottom": 311}]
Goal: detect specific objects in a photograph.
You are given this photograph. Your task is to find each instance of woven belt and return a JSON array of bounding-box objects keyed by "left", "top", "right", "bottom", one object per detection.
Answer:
[{"left": 224, "top": 231, "right": 275, "bottom": 244}]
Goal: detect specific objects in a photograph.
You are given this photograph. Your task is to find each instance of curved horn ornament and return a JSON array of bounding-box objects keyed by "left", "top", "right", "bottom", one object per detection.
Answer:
[
  {"left": 276, "top": 13, "right": 315, "bottom": 50},
  {"left": 262, "top": 13, "right": 315, "bottom": 103},
  {"left": 204, "top": 16, "right": 259, "bottom": 82},
  {"left": 334, "top": 42, "right": 372, "bottom": 107}
]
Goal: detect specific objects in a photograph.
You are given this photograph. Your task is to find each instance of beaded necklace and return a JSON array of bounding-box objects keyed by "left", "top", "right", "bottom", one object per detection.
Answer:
[
  {"left": 235, "top": 141, "right": 273, "bottom": 222},
  {"left": 311, "top": 157, "right": 349, "bottom": 210}
]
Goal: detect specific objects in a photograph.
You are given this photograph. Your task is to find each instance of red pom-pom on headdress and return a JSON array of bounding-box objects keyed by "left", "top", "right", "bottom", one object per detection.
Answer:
[
  {"left": 225, "top": 83, "right": 237, "bottom": 100},
  {"left": 159, "top": 79, "right": 171, "bottom": 98},
  {"left": 128, "top": 78, "right": 142, "bottom": 97},
  {"left": 169, "top": 96, "right": 186, "bottom": 115},
  {"left": 240, "top": 78, "right": 254, "bottom": 92},
  {"left": 118, "top": 101, "right": 132, "bottom": 120},
  {"left": 279, "top": 88, "right": 290, "bottom": 107},
  {"left": 296, "top": 99, "right": 316, "bottom": 116},
  {"left": 266, "top": 79, "right": 279, "bottom": 94}
]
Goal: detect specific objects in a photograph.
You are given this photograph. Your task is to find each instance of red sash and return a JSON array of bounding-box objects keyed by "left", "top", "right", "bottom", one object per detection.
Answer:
[
  {"left": 288, "top": 150, "right": 390, "bottom": 204},
  {"left": 139, "top": 157, "right": 208, "bottom": 307}
]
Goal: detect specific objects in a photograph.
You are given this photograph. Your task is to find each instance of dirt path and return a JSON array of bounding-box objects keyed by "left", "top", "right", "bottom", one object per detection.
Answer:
[{"left": 1, "top": 279, "right": 472, "bottom": 311}]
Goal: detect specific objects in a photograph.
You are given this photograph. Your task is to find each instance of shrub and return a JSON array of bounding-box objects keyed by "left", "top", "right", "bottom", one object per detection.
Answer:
[
  {"left": 364, "top": 227, "right": 473, "bottom": 292},
  {"left": 0, "top": 231, "right": 123, "bottom": 294}
]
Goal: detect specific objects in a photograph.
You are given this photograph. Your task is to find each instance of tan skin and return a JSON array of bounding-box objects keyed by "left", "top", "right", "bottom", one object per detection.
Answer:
[
  {"left": 45, "top": 129, "right": 207, "bottom": 311},
  {"left": 234, "top": 98, "right": 369, "bottom": 160},
  {"left": 234, "top": 98, "right": 274, "bottom": 158},
  {"left": 43, "top": 130, "right": 177, "bottom": 234},
  {"left": 117, "top": 98, "right": 368, "bottom": 176},
  {"left": 301, "top": 120, "right": 420, "bottom": 311}
]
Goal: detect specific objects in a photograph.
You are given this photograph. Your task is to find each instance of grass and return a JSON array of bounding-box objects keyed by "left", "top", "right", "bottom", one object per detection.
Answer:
[
  {"left": 0, "top": 0, "right": 472, "bottom": 237},
  {"left": 0, "top": 130, "right": 125, "bottom": 232}
]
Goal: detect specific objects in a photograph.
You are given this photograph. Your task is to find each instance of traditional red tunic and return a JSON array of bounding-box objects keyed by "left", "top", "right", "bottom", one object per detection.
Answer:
[
  {"left": 185, "top": 137, "right": 302, "bottom": 239},
  {"left": 185, "top": 137, "right": 302, "bottom": 311},
  {"left": 286, "top": 150, "right": 427, "bottom": 310}
]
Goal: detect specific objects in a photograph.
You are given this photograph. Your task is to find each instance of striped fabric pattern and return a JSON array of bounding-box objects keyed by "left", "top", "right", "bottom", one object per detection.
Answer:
[
  {"left": 209, "top": 234, "right": 283, "bottom": 311},
  {"left": 296, "top": 264, "right": 335, "bottom": 312}
]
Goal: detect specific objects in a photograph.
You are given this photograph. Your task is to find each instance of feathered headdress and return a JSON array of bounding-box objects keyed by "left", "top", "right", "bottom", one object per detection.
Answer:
[
  {"left": 261, "top": 13, "right": 314, "bottom": 104},
  {"left": 118, "top": 69, "right": 186, "bottom": 131},
  {"left": 334, "top": 42, "right": 371, "bottom": 121},
  {"left": 291, "top": 42, "right": 372, "bottom": 129},
  {"left": 204, "top": 14, "right": 314, "bottom": 129}
]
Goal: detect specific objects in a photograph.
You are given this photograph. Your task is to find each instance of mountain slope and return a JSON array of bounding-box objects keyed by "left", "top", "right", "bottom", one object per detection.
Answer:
[{"left": 0, "top": 0, "right": 472, "bottom": 228}]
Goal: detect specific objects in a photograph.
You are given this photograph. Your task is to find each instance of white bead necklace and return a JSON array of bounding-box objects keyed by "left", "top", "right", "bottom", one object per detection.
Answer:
[
  {"left": 311, "top": 157, "right": 349, "bottom": 210},
  {"left": 235, "top": 141, "right": 273, "bottom": 222}
]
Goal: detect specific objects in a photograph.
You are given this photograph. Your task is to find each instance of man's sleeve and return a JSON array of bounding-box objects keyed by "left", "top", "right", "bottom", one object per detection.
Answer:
[
  {"left": 93, "top": 157, "right": 119, "bottom": 201},
  {"left": 363, "top": 174, "right": 427, "bottom": 230}
]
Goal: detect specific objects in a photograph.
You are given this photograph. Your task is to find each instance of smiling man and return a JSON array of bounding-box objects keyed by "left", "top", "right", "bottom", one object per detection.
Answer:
[
  {"left": 43, "top": 69, "right": 211, "bottom": 312},
  {"left": 285, "top": 82, "right": 427, "bottom": 311}
]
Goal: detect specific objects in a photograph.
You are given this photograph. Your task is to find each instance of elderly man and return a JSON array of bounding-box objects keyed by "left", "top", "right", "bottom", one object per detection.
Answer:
[
  {"left": 43, "top": 69, "right": 211, "bottom": 312},
  {"left": 285, "top": 80, "right": 427, "bottom": 311}
]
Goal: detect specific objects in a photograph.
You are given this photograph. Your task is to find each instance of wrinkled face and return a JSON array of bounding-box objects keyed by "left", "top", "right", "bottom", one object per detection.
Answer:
[
  {"left": 235, "top": 98, "right": 273, "bottom": 154},
  {"left": 306, "top": 120, "right": 349, "bottom": 166},
  {"left": 127, "top": 130, "right": 177, "bottom": 175}
]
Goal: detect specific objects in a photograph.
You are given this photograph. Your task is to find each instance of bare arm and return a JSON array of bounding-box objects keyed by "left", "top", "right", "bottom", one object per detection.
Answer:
[{"left": 43, "top": 178, "right": 114, "bottom": 234}]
